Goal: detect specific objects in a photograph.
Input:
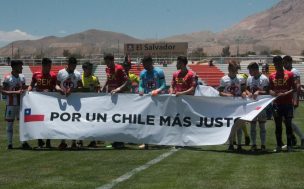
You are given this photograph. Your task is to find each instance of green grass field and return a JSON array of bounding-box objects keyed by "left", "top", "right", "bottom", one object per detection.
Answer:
[{"left": 0, "top": 101, "right": 304, "bottom": 189}]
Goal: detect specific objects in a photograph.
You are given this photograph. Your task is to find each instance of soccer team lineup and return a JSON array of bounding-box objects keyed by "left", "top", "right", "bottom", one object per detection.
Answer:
[{"left": 1, "top": 53, "right": 303, "bottom": 153}]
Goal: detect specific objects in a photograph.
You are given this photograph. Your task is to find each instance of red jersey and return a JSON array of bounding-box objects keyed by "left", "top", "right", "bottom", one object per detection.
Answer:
[
  {"left": 105, "top": 64, "right": 128, "bottom": 92},
  {"left": 31, "top": 71, "right": 57, "bottom": 91},
  {"left": 171, "top": 70, "right": 196, "bottom": 94},
  {"left": 269, "top": 70, "right": 295, "bottom": 104}
]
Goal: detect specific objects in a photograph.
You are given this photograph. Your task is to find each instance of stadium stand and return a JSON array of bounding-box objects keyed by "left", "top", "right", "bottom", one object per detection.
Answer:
[
  {"left": 188, "top": 64, "right": 224, "bottom": 87},
  {"left": 1, "top": 62, "right": 303, "bottom": 88},
  {"left": 29, "top": 65, "right": 65, "bottom": 74}
]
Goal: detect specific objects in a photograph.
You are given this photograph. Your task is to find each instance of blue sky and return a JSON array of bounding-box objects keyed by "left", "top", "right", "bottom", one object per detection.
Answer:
[{"left": 0, "top": 0, "right": 279, "bottom": 47}]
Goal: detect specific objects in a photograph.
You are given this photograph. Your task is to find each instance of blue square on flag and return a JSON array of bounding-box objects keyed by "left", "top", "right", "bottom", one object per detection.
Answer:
[{"left": 24, "top": 108, "right": 31, "bottom": 116}]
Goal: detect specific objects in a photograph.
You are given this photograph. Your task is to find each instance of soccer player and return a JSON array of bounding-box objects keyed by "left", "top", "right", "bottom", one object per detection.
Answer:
[
  {"left": 81, "top": 61, "right": 100, "bottom": 148},
  {"left": 101, "top": 53, "right": 128, "bottom": 94},
  {"left": 101, "top": 53, "right": 128, "bottom": 149},
  {"left": 236, "top": 63, "right": 251, "bottom": 146},
  {"left": 122, "top": 58, "right": 139, "bottom": 93},
  {"left": 55, "top": 57, "right": 83, "bottom": 150},
  {"left": 2, "top": 60, "right": 31, "bottom": 149},
  {"left": 169, "top": 56, "right": 196, "bottom": 96},
  {"left": 138, "top": 55, "right": 166, "bottom": 96},
  {"left": 138, "top": 55, "right": 166, "bottom": 149},
  {"left": 81, "top": 61, "right": 100, "bottom": 93},
  {"left": 269, "top": 56, "right": 296, "bottom": 152},
  {"left": 246, "top": 62, "right": 269, "bottom": 151},
  {"left": 283, "top": 55, "right": 304, "bottom": 148},
  {"left": 218, "top": 59, "right": 247, "bottom": 152},
  {"left": 28, "top": 58, "right": 57, "bottom": 148}
]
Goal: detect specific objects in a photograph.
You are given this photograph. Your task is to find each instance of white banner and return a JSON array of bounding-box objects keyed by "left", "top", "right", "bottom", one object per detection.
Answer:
[{"left": 20, "top": 92, "right": 274, "bottom": 146}]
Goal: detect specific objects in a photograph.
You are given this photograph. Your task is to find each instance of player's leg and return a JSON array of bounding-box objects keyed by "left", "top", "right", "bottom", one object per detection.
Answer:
[
  {"left": 259, "top": 122, "right": 266, "bottom": 151},
  {"left": 273, "top": 104, "right": 283, "bottom": 152},
  {"left": 5, "top": 106, "right": 15, "bottom": 149},
  {"left": 250, "top": 121, "right": 257, "bottom": 151}
]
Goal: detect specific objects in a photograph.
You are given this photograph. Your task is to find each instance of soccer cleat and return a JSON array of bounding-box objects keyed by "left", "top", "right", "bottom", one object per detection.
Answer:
[
  {"left": 274, "top": 146, "right": 282, "bottom": 153},
  {"left": 106, "top": 144, "right": 113, "bottom": 148},
  {"left": 250, "top": 145, "right": 257, "bottom": 151},
  {"left": 71, "top": 142, "right": 78, "bottom": 149},
  {"left": 112, "top": 142, "right": 125, "bottom": 149},
  {"left": 46, "top": 140, "right": 51, "bottom": 148},
  {"left": 37, "top": 139, "right": 45, "bottom": 148},
  {"left": 22, "top": 142, "right": 32, "bottom": 150},
  {"left": 287, "top": 146, "right": 293, "bottom": 152},
  {"left": 58, "top": 142, "right": 68, "bottom": 150},
  {"left": 145, "top": 144, "right": 149, "bottom": 150},
  {"left": 291, "top": 135, "right": 297, "bottom": 146},
  {"left": 227, "top": 144, "right": 235, "bottom": 151},
  {"left": 237, "top": 145, "right": 243, "bottom": 152},
  {"left": 245, "top": 136, "right": 250, "bottom": 146},
  {"left": 77, "top": 140, "right": 83, "bottom": 148},
  {"left": 7, "top": 144, "right": 13, "bottom": 150},
  {"left": 261, "top": 145, "right": 266, "bottom": 152},
  {"left": 138, "top": 144, "right": 146, "bottom": 149},
  {"left": 88, "top": 141, "right": 97, "bottom": 148}
]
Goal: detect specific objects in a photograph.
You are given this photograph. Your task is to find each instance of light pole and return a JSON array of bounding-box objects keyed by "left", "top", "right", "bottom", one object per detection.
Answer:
[{"left": 11, "top": 43, "right": 14, "bottom": 58}]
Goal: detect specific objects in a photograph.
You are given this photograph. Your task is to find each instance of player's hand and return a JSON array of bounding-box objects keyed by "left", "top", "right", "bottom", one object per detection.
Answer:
[
  {"left": 253, "top": 91, "right": 259, "bottom": 100},
  {"left": 18, "top": 89, "right": 25, "bottom": 94},
  {"left": 269, "top": 91, "right": 276, "bottom": 97},
  {"left": 65, "top": 88, "right": 71, "bottom": 96},
  {"left": 151, "top": 90, "right": 159, "bottom": 96},
  {"left": 111, "top": 87, "right": 120, "bottom": 95},
  {"left": 58, "top": 89, "right": 65, "bottom": 95},
  {"left": 175, "top": 92, "right": 182, "bottom": 96}
]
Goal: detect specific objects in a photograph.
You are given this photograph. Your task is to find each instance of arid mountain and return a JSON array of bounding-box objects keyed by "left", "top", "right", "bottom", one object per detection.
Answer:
[
  {"left": 164, "top": 0, "right": 304, "bottom": 55},
  {"left": 1, "top": 0, "right": 304, "bottom": 57},
  {"left": 0, "top": 29, "right": 144, "bottom": 57}
]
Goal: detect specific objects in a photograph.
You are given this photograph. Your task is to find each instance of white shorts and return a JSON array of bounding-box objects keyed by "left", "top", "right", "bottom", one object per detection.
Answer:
[
  {"left": 5, "top": 106, "right": 20, "bottom": 122},
  {"left": 252, "top": 109, "right": 267, "bottom": 122}
]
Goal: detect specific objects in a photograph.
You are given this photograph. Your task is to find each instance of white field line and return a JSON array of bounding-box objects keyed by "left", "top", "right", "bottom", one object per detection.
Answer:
[{"left": 96, "top": 148, "right": 179, "bottom": 189}]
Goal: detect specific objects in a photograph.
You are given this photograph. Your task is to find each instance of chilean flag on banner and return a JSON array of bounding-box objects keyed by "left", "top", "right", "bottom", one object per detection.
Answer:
[{"left": 24, "top": 108, "right": 44, "bottom": 122}]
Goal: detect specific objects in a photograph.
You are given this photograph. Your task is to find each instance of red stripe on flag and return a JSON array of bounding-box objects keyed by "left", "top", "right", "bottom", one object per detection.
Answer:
[
  {"left": 24, "top": 115, "right": 44, "bottom": 122},
  {"left": 255, "top": 106, "right": 262, "bottom": 110}
]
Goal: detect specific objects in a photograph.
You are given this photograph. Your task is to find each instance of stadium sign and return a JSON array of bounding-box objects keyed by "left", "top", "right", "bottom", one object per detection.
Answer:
[
  {"left": 124, "top": 42, "right": 188, "bottom": 56},
  {"left": 20, "top": 92, "right": 274, "bottom": 146}
]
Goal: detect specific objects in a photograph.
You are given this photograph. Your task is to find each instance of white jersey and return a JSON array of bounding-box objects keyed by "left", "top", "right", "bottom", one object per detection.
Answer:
[
  {"left": 57, "top": 68, "right": 81, "bottom": 90},
  {"left": 246, "top": 74, "right": 269, "bottom": 93},
  {"left": 290, "top": 68, "right": 300, "bottom": 99},
  {"left": 220, "top": 75, "right": 246, "bottom": 96},
  {"left": 3, "top": 73, "right": 26, "bottom": 106},
  {"left": 291, "top": 68, "right": 300, "bottom": 80}
]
